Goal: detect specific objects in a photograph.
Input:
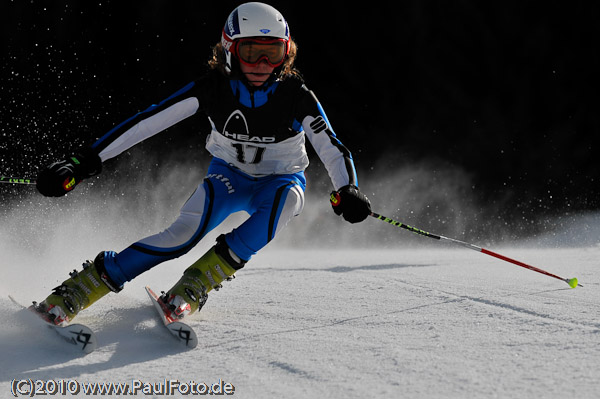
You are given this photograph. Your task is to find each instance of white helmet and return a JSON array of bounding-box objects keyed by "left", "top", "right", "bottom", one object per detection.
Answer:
[{"left": 221, "top": 2, "right": 290, "bottom": 74}]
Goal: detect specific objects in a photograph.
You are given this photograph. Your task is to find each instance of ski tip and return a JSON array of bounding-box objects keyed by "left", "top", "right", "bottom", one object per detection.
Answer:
[
  {"left": 8, "top": 295, "right": 25, "bottom": 309},
  {"left": 145, "top": 285, "right": 158, "bottom": 298}
]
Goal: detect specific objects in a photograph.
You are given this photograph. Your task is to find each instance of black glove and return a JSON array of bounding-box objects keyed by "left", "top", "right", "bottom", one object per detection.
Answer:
[
  {"left": 330, "top": 185, "right": 371, "bottom": 223},
  {"left": 36, "top": 147, "right": 102, "bottom": 197}
]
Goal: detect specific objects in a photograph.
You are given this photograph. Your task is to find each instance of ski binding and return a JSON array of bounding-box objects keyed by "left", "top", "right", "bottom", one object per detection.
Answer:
[{"left": 145, "top": 286, "right": 198, "bottom": 348}]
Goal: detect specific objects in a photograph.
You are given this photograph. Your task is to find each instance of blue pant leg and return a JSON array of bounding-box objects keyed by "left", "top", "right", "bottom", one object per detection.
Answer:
[
  {"left": 225, "top": 172, "right": 306, "bottom": 261},
  {"left": 103, "top": 161, "right": 247, "bottom": 286}
]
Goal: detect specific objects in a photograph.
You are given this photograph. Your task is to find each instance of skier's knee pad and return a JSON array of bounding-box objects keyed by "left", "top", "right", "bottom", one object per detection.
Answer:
[
  {"left": 284, "top": 183, "right": 305, "bottom": 218},
  {"left": 268, "top": 182, "right": 305, "bottom": 240}
]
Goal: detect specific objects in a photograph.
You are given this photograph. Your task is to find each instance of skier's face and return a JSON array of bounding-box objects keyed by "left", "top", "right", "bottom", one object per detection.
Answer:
[{"left": 239, "top": 60, "right": 274, "bottom": 87}]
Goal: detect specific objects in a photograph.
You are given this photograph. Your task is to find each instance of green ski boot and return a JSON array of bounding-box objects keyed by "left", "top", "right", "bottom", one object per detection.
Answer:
[
  {"left": 35, "top": 252, "right": 122, "bottom": 326},
  {"left": 160, "top": 236, "right": 245, "bottom": 319}
]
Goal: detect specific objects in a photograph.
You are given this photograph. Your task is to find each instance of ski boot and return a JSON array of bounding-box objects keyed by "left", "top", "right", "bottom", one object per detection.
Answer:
[
  {"left": 33, "top": 252, "right": 122, "bottom": 326},
  {"left": 160, "top": 235, "right": 245, "bottom": 319}
]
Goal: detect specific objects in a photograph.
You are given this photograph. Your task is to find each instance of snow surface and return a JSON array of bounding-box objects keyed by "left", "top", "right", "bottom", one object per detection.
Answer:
[
  {"left": 1, "top": 166, "right": 599, "bottom": 398},
  {"left": 1, "top": 247, "right": 599, "bottom": 399}
]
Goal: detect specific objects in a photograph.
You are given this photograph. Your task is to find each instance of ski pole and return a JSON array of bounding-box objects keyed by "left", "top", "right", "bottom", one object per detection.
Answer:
[
  {"left": 370, "top": 212, "right": 581, "bottom": 288},
  {"left": 0, "top": 176, "right": 36, "bottom": 185}
]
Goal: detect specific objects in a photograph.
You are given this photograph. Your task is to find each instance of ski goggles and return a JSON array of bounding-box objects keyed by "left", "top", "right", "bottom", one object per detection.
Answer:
[{"left": 235, "top": 38, "right": 289, "bottom": 67}]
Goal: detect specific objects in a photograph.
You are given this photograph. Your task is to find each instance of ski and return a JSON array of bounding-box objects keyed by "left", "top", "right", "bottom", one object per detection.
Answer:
[
  {"left": 145, "top": 286, "right": 198, "bottom": 348},
  {"left": 8, "top": 296, "right": 97, "bottom": 354}
]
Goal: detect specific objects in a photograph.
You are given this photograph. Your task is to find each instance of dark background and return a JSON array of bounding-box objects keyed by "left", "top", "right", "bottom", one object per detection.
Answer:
[{"left": 1, "top": 1, "right": 599, "bottom": 229}]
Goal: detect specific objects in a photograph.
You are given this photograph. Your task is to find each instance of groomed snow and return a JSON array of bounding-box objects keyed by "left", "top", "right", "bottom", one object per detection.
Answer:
[{"left": 1, "top": 246, "right": 598, "bottom": 398}]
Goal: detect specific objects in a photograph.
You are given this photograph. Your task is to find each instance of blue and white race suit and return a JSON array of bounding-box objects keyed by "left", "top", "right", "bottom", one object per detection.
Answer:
[{"left": 91, "top": 70, "right": 359, "bottom": 286}]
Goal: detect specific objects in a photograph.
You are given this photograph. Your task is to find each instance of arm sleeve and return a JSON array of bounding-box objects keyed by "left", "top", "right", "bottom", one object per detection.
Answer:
[
  {"left": 299, "top": 86, "right": 358, "bottom": 191},
  {"left": 91, "top": 82, "right": 200, "bottom": 162}
]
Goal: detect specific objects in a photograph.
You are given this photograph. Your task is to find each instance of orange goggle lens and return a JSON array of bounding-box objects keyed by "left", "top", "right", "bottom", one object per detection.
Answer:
[{"left": 236, "top": 39, "right": 287, "bottom": 67}]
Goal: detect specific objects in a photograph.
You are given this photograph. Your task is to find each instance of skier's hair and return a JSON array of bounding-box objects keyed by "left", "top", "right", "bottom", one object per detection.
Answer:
[{"left": 208, "top": 39, "right": 301, "bottom": 80}]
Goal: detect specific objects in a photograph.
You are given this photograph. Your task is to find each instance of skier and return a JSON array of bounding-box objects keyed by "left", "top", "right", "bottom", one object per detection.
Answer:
[{"left": 34, "top": 2, "right": 371, "bottom": 326}]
